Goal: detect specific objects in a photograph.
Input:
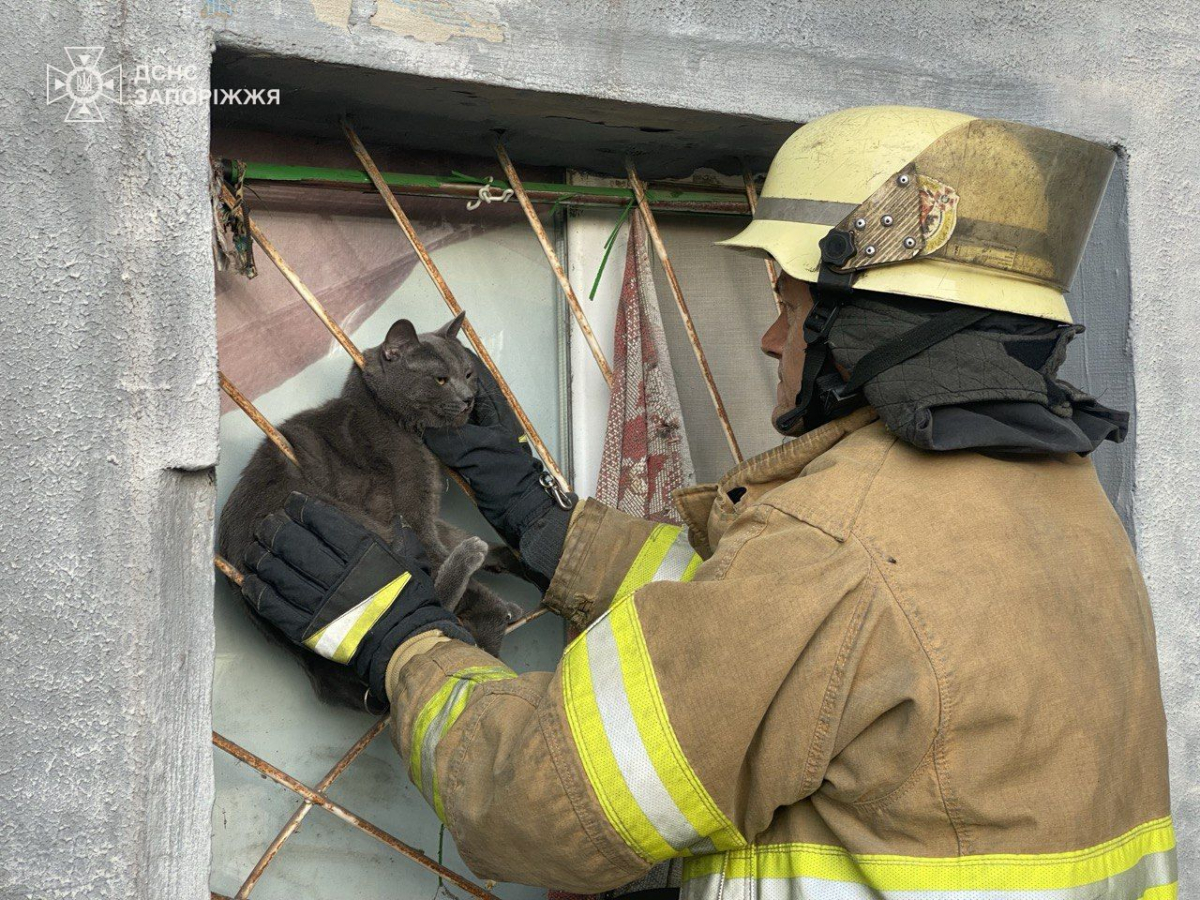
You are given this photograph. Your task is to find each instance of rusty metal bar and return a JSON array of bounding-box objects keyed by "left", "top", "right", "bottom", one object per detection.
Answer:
[
  {"left": 494, "top": 140, "right": 614, "bottom": 388},
  {"left": 506, "top": 605, "right": 550, "bottom": 634},
  {"left": 233, "top": 159, "right": 753, "bottom": 215},
  {"left": 741, "top": 168, "right": 785, "bottom": 315},
  {"left": 219, "top": 370, "right": 299, "bottom": 466},
  {"left": 218, "top": 552, "right": 547, "bottom": 633},
  {"left": 258, "top": 177, "right": 751, "bottom": 214},
  {"left": 625, "top": 159, "right": 743, "bottom": 464},
  {"left": 234, "top": 718, "right": 389, "bottom": 898},
  {"left": 340, "top": 118, "right": 569, "bottom": 490},
  {"left": 212, "top": 731, "right": 501, "bottom": 900},
  {"left": 214, "top": 554, "right": 244, "bottom": 587},
  {"left": 219, "top": 182, "right": 366, "bottom": 370},
  {"left": 218, "top": 554, "right": 548, "bottom": 630}
]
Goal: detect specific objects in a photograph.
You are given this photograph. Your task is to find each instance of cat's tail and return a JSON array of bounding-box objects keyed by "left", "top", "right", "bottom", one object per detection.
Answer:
[{"left": 434, "top": 536, "right": 488, "bottom": 612}]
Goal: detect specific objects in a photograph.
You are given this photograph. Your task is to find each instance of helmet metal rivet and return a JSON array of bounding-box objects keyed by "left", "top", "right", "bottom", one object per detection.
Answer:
[
  {"left": 881, "top": 215, "right": 894, "bottom": 227},
  {"left": 898, "top": 174, "right": 910, "bottom": 186},
  {"left": 864, "top": 245, "right": 876, "bottom": 256},
  {"left": 854, "top": 217, "right": 866, "bottom": 229},
  {"left": 903, "top": 236, "right": 917, "bottom": 249}
]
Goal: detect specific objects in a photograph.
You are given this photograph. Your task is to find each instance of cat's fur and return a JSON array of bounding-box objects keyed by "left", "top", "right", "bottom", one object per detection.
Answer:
[{"left": 219, "top": 313, "right": 524, "bottom": 710}]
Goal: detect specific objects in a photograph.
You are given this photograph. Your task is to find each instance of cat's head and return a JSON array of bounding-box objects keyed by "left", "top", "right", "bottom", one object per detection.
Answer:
[{"left": 363, "top": 313, "right": 476, "bottom": 429}]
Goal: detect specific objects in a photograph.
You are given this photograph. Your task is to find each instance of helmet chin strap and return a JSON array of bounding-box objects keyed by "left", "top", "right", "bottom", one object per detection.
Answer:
[{"left": 773, "top": 247, "right": 864, "bottom": 437}]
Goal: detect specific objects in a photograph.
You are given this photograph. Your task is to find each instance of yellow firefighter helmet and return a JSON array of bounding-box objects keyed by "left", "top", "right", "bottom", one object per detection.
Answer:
[{"left": 721, "top": 106, "right": 1116, "bottom": 323}]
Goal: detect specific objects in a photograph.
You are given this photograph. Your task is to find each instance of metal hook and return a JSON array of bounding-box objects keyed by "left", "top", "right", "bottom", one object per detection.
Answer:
[{"left": 466, "top": 177, "right": 514, "bottom": 211}]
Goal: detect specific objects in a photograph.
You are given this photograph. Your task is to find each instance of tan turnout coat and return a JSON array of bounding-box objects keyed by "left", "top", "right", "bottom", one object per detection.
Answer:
[{"left": 387, "top": 407, "right": 1176, "bottom": 899}]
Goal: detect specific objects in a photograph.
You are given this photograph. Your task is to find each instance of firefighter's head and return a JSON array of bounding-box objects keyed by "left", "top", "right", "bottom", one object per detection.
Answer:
[{"left": 735, "top": 105, "right": 1125, "bottom": 450}]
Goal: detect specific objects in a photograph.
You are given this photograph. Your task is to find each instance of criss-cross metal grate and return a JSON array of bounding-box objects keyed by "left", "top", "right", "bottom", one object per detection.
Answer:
[{"left": 211, "top": 124, "right": 757, "bottom": 898}]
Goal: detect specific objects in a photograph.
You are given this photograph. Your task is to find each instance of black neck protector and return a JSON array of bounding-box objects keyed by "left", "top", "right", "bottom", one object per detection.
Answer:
[
  {"left": 775, "top": 264, "right": 991, "bottom": 436},
  {"left": 773, "top": 274, "right": 1127, "bottom": 456}
]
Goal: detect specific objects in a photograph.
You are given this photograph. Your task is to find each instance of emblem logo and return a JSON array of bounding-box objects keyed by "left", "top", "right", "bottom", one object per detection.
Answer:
[
  {"left": 47, "top": 47, "right": 122, "bottom": 124},
  {"left": 917, "top": 175, "right": 959, "bottom": 253}
]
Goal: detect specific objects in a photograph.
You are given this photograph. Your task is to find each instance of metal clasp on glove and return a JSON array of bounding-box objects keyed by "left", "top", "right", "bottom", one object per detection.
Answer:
[{"left": 541, "top": 471, "right": 575, "bottom": 511}]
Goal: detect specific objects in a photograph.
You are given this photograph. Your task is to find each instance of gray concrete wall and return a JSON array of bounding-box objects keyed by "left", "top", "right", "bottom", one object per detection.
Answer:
[
  {"left": 217, "top": 3, "right": 1200, "bottom": 885},
  {"left": 0, "top": 3, "right": 215, "bottom": 899},
  {"left": 1, "top": 2, "right": 1196, "bottom": 899}
]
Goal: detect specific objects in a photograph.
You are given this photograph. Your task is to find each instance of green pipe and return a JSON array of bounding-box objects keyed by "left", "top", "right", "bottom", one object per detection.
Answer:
[{"left": 233, "top": 160, "right": 750, "bottom": 216}]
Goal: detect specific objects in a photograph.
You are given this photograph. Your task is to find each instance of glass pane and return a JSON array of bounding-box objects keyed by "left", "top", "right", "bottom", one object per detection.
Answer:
[{"left": 211, "top": 185, "right": 567, "bottom": 900}]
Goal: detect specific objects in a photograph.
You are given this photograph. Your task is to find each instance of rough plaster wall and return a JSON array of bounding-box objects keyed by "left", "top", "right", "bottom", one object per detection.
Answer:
[
  {"left": 0, "top": 3, "right": 215, "bottom": 900},
  {"left": 0, "top": 3, "right": 1190, "bottom": 899},
  {"left": 216, "top": 1, "right": 1200, "bottom": 887}
]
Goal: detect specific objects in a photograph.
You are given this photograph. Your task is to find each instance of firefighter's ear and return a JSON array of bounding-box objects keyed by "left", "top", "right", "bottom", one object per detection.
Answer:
[
  {"left": 383, "top": 319, "right": 419, "bottom": 361},
  {"left": 436, "top": 311, "right": 466, "bottom": 340}
]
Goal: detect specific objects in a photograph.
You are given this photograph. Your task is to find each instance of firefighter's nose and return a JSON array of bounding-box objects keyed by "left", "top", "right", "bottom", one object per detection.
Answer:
[{"left": 761, "top": 311, "right": 788, "bottom": 359}]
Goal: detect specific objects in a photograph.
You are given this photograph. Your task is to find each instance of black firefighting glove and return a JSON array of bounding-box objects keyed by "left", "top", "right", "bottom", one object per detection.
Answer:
[
  {"left": 423, "top": 351, "right": 575, "bottom": 591},
  {"left": 241, "top": 492, "right": 474, "bottom": 703}
]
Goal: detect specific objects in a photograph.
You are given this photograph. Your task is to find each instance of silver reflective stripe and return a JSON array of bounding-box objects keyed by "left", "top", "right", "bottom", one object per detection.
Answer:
[
  {"left": 654, "top": 530, "right": 697, "bottom": 582},
  {"left": 755, "top": 197, "right": 857, "bottom": 226},
  {"left": 418, "top": 678, "right": 473, "bottom": 804},
  {"left": 681, "top": 847, "right": 1177, "bottom": 900},
  {"left": 587, "top": 613, "right": 701, "bottom": 851}
]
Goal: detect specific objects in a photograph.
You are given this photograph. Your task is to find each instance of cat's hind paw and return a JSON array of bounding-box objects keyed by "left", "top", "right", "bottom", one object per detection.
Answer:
[
  {"left": 482, "top": 544, "right": 524, "bottom": 575},
  {"left": 457, "top": 584, "right": 524, "bottom": 656}
]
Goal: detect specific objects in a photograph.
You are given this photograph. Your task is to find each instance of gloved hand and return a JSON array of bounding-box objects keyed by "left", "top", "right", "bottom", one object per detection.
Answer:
[
  {"left": 241, "top": 492, "right": 474, "bottom": 703},
  {"left": 423, "top": 351, "right": 575, "bottom": 590}
]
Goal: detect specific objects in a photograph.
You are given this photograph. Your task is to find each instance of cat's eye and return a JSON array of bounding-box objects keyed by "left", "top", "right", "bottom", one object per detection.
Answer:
[
  {"left": 435, "top": 376, "right": 448, "bottom": 385},
  {"left": 466, "top": 369, "right": 474, "bottom": 379}
]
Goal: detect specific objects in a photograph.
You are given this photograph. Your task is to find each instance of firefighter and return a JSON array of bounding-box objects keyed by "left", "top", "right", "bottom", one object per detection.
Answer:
[{"left": 240, "top": 106, "right": 1175, "bottom": 900}]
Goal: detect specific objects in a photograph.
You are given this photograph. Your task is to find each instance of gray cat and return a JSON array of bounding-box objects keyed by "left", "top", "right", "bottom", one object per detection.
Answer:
[{"left": 219, "top": 313, "right": 525, "bottom": 710}]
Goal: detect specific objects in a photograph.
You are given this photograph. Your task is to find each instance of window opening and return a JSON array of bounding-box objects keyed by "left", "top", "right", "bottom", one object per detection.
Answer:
[{"left": 210, "top": 123, "right": 769, "bottom": 900}]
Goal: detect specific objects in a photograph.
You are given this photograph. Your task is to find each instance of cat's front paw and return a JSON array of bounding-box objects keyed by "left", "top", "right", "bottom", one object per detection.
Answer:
[
  {"left": 453, "top": 536, "right": 489, "bottom": 573},
  {"left": 434, "top": 537, "right": 489, "bottom": 612}
]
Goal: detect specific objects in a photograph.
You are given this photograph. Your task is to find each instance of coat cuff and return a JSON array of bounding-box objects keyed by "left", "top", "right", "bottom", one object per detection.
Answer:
[
  {"left": 385, "top": 630, "right": 451, "bottom": 703},
  {"left": 543, "top": 499, "right": 660, "bottom": 629}
]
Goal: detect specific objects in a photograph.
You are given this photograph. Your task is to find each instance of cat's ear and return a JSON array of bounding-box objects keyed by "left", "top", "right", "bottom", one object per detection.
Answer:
[
  {"left": 436, "top": 311, "right": 466, "bottom": 341},
  {"left": 382, "top": 319, "right": 419, "bottom": 361}
]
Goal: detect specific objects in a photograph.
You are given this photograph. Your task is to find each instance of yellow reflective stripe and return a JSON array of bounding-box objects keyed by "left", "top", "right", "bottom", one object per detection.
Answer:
[
  {"left": 1143, "top": 884, "right": 1179, "bottom": 900},
  {"left": 608, "top": 597, "right": 743, "bottom": 852},
  {"left": 409, "top": 665, "right": 516, "bottom": 821},
  {"left": 614, "top": 524, "right": 701, "bottom": 603},
  {"left": 303, "top": 572, "right": 411, "bottom": 663},
  {"left": 429, "top": 677, "right": 482, "bottom": 821},
  {"left": 681, "top": 817, "right": 1177, "bottom": 893},
  {"left": 614, "top": 524, "right": 682, "bottom": 600},
  {"left": 409, "top": 679, "right": 457, "bottom": 788},
  {"left": 563, "top": 594, "right": 744, "bottom": 863},
  {"left": 563, "top": 624, "right": 676, "bottom": 861}
]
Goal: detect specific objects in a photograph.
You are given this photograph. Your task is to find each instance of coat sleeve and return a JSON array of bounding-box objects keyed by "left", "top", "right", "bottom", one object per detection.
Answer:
[
  {"left": 541, "top": 498, "right": 682, "bottom": 630},
  {"left": 386, "top": 500, "right": 932, "bottom": 892}
]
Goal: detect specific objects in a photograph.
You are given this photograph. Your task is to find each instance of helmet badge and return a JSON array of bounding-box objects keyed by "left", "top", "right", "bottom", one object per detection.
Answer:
[
  {"left": 824, "top": 164, "right": 959, "bottom": 273},
  {"left": 916, "top": 175, "right": 959, "bottom": 253}
]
